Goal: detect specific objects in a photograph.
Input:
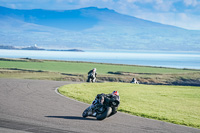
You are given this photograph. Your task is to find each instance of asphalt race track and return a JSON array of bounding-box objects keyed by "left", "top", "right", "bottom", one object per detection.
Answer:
[{"left": 0, "top": 78, "right": 199, "bottom": 133}]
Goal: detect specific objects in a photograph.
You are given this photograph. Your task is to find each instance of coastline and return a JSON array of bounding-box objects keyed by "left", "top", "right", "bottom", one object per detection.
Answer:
[{"left": 0, "top": 45, "right": 84, "bottom": 52}]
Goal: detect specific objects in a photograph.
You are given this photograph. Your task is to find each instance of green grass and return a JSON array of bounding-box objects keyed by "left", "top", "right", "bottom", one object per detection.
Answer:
[
  {"left": 58, "top": 83, "right": 200, "bottom": 129},
  {"left": 0, "top": 59, "right": 199, "bottom": 75},
  {"left": 1, "top": 59, "right": 200, "bottom": 85}
]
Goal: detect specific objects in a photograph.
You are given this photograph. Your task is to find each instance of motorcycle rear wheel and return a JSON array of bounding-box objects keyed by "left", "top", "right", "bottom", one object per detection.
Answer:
[{"left": 96, "top": 107, "right": 112, "bottom": 120}]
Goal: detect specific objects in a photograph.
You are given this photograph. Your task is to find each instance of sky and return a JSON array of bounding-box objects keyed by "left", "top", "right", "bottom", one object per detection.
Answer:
[{"left": 0, "top": 0, "right": 200, "bottom": 30}]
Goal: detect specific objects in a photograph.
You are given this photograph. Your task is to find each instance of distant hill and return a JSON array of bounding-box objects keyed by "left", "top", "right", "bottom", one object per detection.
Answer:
[{"left": 0, "top": 6, "right": 200, "bottom": 51}]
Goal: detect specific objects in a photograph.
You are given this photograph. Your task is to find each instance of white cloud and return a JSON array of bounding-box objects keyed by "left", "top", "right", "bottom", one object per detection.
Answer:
[
  {"left": 184, "top": 0, "right": 200, "bottom": 6},
  {"left": 126, "top": 0, "right": 138, "bottom": 3},
  {"left": 154, "top": 1, "right": 174, "bottom": 11},
  {"left": 156, "top": 0, "right": 163, "bottom": 4},
  {"left": 9, "top": 4, "right": 17, "bottom": 9},
  {"left": 79, "top": 0, "right": 93, "bottom": 4},
  {"left": 132, "top": 11, "right": 200, "bottom": 30}
]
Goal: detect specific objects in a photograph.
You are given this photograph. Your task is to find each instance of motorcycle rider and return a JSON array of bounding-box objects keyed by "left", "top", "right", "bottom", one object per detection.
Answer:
[
  {"left": 96, "top": 91, "right": 120, "bottom": 116},
  {"left": 87, "top": 68, "right": 97, "bottom": 82}
]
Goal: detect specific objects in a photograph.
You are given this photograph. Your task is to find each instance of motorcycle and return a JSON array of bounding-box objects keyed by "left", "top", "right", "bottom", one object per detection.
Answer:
[
  {"left": 82, "top": 96, "right": 120, "bottom": 120},
  {"left": 87, "top": 72, "right": 96, "bottom": 83}
]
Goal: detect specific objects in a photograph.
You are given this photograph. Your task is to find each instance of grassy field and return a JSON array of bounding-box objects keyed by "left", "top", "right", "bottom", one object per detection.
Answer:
[
  {"left": 1, "top": 58, "right": 200, "bottom": 85},
  {"left": 0, "top": 58, "right": 199, "bottom": 74},
  {"left": 58, "top": 82, "right": 200, "bottom": 129}
]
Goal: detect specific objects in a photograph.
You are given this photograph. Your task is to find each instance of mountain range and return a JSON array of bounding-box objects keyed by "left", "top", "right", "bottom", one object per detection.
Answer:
[{"left": 0, "top": 6, "right": 200, "bottom": 51}]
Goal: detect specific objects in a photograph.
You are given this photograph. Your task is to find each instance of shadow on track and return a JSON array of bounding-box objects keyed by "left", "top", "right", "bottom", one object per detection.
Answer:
[{"left": 45, "top": 116, "right": 96, "bottom": 121}]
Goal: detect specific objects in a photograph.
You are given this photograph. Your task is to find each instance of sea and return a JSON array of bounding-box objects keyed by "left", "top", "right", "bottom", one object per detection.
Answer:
[{"left": 0, "top": 49, "right": 200, "bottom": 69}]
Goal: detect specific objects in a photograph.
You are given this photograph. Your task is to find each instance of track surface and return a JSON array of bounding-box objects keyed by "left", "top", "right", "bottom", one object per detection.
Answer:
[{"left": 0, "top": 78, "right": 199, "bottom": 133}]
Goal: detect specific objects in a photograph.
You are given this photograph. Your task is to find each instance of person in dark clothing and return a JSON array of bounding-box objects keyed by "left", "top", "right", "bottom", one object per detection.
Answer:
[
  {"left": 87, "top": 68, "right": 97, "bottom": 82},
  {"left": 96, "top": 91, "right": 120, "bottom": 116}
]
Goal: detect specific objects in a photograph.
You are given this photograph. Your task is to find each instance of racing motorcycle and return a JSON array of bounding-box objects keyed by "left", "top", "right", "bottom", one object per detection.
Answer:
[
  {"left": 87, "top": 72, "right": 96, "bottom": 83},
  {"left": 82, "top": 96, "right": 120, "bottom": 120}
]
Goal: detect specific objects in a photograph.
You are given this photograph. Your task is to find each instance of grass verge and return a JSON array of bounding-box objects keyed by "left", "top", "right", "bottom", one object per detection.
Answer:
[{"left": 58, "top": 82, "right": 200, "bottom": 129}]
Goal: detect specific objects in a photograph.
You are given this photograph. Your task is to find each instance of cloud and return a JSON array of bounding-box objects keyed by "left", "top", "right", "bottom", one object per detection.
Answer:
[
  {"left": 154, "top": 1, "right": 175, "bottom": 12},
  {"left": 184, "top": 0, "right": 200, "bottom": 6},
  {"left": 133, "top": 11, "right": 200, "bottom": 30},
  {"left": 107, "top": 0, "right": 200, "bottom": 30},
  {"left": 9, "top": 4, "right": 17, "bottom": 9}
]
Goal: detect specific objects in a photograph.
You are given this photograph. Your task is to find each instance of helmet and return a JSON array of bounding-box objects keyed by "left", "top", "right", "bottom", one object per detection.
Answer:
[{"left": 112, "top": 91, "right": 119, "bottom": 96}]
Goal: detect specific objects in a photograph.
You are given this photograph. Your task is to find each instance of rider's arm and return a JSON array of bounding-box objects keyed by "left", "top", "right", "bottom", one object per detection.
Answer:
[
  {"left": 96, "top": 93, "right": 105, "bottom": 100},
  {"left": 88, "top": 70, "right": 92, "bottom": 74}
]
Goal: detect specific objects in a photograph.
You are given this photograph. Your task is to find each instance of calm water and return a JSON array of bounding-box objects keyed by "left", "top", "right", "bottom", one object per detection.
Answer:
[{"left": 0, "top": 49, "right": 200, "bottom": 69}]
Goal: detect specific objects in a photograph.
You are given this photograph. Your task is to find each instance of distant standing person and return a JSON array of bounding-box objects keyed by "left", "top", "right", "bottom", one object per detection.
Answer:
[{"left": 87, "top": 68, "right": 97, "bottom": 82}]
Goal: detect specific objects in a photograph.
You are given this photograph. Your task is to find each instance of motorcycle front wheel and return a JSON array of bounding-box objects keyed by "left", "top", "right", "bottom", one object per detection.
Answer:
[{"left": 82, "top": 108, "right": 89, "bottom": 118}]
